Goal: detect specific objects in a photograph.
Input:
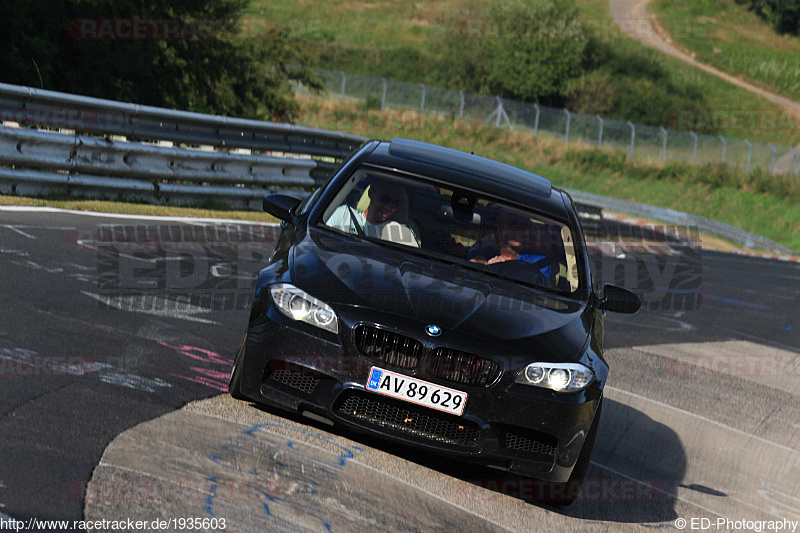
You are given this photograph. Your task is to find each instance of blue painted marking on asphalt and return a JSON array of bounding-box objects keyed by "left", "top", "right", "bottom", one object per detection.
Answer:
[
  {"left": 204, "top": 419, "right": 362, "bottom": 532},
  {"left": 204, "top": 476, "right": 217, "bottom": 516}
]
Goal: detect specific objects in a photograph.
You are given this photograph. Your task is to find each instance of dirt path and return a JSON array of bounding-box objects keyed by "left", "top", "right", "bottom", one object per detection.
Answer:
[{"left": 608, "top": 0, "right": 800, "bottom": 171}]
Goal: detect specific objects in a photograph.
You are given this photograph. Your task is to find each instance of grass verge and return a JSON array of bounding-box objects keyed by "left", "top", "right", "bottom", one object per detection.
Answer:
[
  {"left": 575, "top": 0, "right": 800, "bottom": 147},
  {"left": 652, "top": 0, "right": 800, "bottom": 102},
  {"left": 251, "top": 0, "right": 800, "bottom": 148}
]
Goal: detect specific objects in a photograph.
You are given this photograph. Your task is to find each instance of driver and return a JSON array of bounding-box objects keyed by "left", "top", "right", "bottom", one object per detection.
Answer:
[
  {"left": 325, "top": 178, "right": 419, "bottom": 247},
  {"left": 468, "top": 210, "right": 553, "bottom": 281}
]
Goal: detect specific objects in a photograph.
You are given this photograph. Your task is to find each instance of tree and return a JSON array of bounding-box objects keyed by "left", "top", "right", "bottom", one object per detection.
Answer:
[
  {"left": 743, "top": 0, "right": 800, "bottom": 35},
  {"left": 440, "top": 0, "right": 594, "bottom": 105},
  {"left": 483, "top": 0, "right": 592, "bottom": 103},
  {"left": 0, "top": 0, "right": 319, "bottom": 120}
]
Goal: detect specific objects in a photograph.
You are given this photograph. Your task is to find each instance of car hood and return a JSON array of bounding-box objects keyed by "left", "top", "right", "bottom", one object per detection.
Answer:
[{"left": 291, "top": 229, "right": 591, "bottom": 360}]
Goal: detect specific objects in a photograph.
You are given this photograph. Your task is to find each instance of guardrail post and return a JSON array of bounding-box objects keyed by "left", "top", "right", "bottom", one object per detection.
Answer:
[
  {"left": 768, "top": 143, "right": 776, "bottom": 175},
  {"left": 792, "top": 147, "right": 798, "bottom": 178},
  {"left": 533, "top": 103, "right": 540, "bottom": 137},
  {"left": 564, "top": 109, "right": 571, "bottom": 144},
  {"left": 381, "top": 77, "right": 387, "bottom": 111},
  {"left": 627, "top": 121, "right": 635, "bottom": 160},
  {"left": 745, "top": 139, "right": 752, "bottom": 173},
  {"left": 420, "top": 83, "right": 426, "bottom": 114},
  {"left": 660, "top": 126, "right": 667, "bottom": 162},
  {"left": 719, "top": 135, "right": 727, "bottom": 163},
  {"left": 596, "top": 115, "right": 603, "bottom": 149},
  {"left": 458, "top": 90, "right": 464, "bottom": 119},
  {"left": 690, "top": 131, "right": 698, "bottom": 165},
  {"left": 339, "top": 71, "right": 346, "bottom": 102}
]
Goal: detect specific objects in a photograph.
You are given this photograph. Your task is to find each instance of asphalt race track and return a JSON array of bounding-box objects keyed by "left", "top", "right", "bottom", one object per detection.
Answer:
[{"left": 1, "top": 207, "right": 798, "bottom": 532}]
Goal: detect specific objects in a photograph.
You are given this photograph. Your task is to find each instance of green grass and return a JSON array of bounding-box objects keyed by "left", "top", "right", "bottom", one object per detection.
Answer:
[
  {"left": 244, "top": 0, "right": 454, "bottom": 79},
  {"left": 254, "top": 0, "right": 800, "bottom": 148},
  {"left": 298, "top": 96, "right": 800, "bottom": 252},
  {"left": 244, "top": 0, "right": 452, "bottom": 50},
  {"left": 574, "top": 0, "right": 800, "bottom": 147},
  {"left": 652, "top": 0, "right": 800, "bottom": 101}
]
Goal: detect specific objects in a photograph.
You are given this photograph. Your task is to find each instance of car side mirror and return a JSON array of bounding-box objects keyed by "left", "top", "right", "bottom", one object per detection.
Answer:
[
  {"left": 263, "top": 193, "right": 302, "bottom": 223},
  {"left": 599, "top": 284, "right": 641, "bottom": 314}
]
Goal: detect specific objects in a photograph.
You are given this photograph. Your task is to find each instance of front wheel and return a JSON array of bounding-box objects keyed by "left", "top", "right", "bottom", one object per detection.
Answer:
[
  {"left": 543, "top": 399, "right": 602, "bottom": 506},
  {"left": 228, "top": 334, "right": 247, "bottom": 400}
]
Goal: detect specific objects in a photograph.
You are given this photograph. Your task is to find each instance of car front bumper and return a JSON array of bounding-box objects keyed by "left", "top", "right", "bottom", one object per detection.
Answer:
[{"left": 236, "top": 307, "right": 603, "bottom": 483}]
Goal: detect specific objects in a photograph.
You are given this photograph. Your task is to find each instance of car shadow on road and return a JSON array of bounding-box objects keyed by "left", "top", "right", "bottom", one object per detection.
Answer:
[
  {"left": 420, "top": 398, "right": 686, "bottom": 524},
  {"left": 557, "top": 397, "right": 687, "bottom": 522},
  {"left": 250, "top": 396, "right": 686, "bottom": 525}
]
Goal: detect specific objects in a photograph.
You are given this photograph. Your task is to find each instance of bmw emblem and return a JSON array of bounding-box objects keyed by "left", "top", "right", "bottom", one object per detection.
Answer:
[{"left": 425, "top": 324, "right": 442, "bottom": 337}]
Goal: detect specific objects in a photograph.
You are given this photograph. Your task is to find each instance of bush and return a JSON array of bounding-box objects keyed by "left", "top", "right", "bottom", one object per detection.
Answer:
[
  {"left": 739, "top": 0, "right": 800, "bottom": 35},
  {"left": 436, "top": 0, "right": 709, "bottom": 126},
  {"left": 439, "top": 0, "right": 595, "bottom": 105},
  {"left": 564, "top": 149, "right": 627, "bottom": 173},
  {"left": 563, "top": 71, "right": 616, "bottom": 115},
  {"left": 361, "top": 93, "right": 382, "bottom": 111},
  {"left": 592, "top": 45, "right": 711, "bottom": 129},
  {"left": 0, "top": 0, "right": 319, "bottom": 120}
]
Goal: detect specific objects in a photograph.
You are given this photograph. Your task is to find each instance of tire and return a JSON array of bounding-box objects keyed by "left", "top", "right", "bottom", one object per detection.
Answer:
[
  {"left": 228, "top": 334, "right": 248, "bottom": 400},
  {"left": 543, "top": 399, "right": 602, "bottom": 506}
]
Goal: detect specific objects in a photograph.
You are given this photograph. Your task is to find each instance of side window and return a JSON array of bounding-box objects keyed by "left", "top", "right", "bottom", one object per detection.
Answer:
[{"left": 560, "top": 225, "right": 579, "bottom": 292}]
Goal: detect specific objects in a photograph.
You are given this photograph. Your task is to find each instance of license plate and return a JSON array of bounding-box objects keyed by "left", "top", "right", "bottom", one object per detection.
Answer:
[{"left": 366, "top": 367, "right": 468, "bottom": 416}]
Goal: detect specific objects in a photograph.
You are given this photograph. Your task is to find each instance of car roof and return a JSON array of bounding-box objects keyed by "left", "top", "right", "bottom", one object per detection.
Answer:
[{"left": 362, "top": 138, "right": 572, "bottom": 219}]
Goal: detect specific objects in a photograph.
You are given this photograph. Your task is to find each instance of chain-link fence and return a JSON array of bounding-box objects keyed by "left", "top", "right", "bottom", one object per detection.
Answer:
[{"left": 306, "top": 68, "right": 799, "bottom": 177}]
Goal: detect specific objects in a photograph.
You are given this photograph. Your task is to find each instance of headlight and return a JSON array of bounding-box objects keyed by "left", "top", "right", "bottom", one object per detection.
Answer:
[
  {"left": 515, "top": 362, "right": 594, "bottom": 392},
  {"left": 269, "top": 283, "right": 339, "bottom": 334}
]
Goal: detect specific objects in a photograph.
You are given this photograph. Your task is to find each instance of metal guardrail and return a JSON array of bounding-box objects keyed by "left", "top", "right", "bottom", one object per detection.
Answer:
[{"left": 0, "top": 82, "right": 367, "bottom": 209}]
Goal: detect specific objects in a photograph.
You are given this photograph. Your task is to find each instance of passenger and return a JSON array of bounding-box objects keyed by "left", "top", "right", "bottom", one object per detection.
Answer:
[
  {"left": 468, "top": 210, "right": 553, "bottom": 282},
  {"left": 325, "top": 178, "right": 419, "bottom": 247}
]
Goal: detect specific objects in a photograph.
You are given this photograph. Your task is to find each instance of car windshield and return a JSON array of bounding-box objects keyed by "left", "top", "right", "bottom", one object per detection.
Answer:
[{"left": 319, "top": 167, "right": 580, "bottom": 294}]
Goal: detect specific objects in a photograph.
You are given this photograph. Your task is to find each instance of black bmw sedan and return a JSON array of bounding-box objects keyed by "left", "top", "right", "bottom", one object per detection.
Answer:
[{"left": 229, "top": 138, "right": 641, "bottom": 503}]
